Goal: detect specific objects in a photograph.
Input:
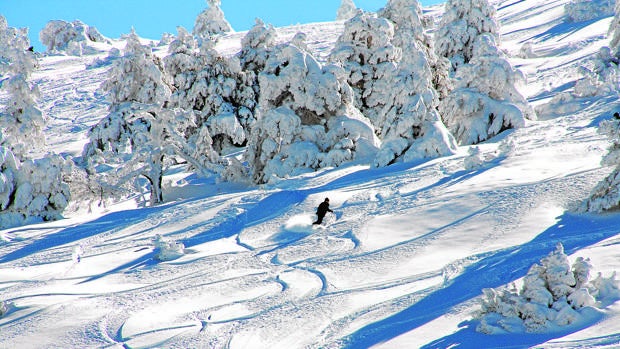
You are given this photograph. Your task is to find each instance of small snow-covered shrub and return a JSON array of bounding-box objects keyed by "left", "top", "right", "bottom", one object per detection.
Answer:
[
  {"left": 565, "top": 0, "right": 613, "bottom": 22},
  {"left": 40, "top": 20, "right": 109, "bottom": 55},
  {"left": 153, "top": 234, "right": 185, "bottom": 261},
  {"left": 476, "top": 243, "right": 620, "bottom": 334},
  {"left": 464, "top": 146, "right": 485, "bottom": 170}
]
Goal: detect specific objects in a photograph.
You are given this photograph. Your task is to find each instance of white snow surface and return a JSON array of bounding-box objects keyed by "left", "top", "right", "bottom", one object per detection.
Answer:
[{"left": 1, "top": 0, "right": 620, "bottom": 348}]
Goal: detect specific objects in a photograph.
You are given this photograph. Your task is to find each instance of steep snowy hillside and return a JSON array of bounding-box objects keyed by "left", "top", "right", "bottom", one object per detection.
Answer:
[{"left": 1, "top": 0, "right": 620, "bottom": 348}]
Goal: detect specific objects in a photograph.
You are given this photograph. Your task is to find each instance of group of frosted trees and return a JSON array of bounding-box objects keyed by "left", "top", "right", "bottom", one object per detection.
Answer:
[
  {"left": 1, "top": 0, "right": 538, "bottom": 225},
  {"left": 583, "top": 1, "right": 620, "bottom": 212},
  {"left": 476, "top": 243, "right": 619, "bottom": 333},
  {"left": 0, "top": 16, "right": 75, "bottom": 228}
]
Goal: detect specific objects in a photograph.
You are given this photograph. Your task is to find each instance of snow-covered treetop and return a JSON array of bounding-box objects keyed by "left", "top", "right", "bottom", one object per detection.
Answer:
[
  {"left": 435, "top": 0, "right": 499, "bottom": 68},
  {"left": 102, "top": 30, "right": 170, "bottom": 106},
  {"left": 378, "top": 0, "right": 451, "bottom": 99},
  {"left": 39, "top": 20, "right": 109, "bottom": 56},
  {"left": 331, "top": 11, "right": 399, "bottom": 67},
  {"left": 193, "top": 0, "right": 233, "bottom": 41},
  {"left": 0, "top": 15, "right": 44, "bottom": 158},
  {"left": 0, "top": 15, "right": 36, "bottom": 77},
  {"left": 239, "top": 19, "right": 277, "bottom": 73},
  {"left": 337, "top": 0, "right": 357, "bottom": 21},
  {"left": 566, "top": 0, "right": 614, "bottom": 23},
  {"left": 379, "top": 0, "right": 425, "bottom": 46},
  {"left": 260, "top": 37, "right": 352, "bottom": 121}
]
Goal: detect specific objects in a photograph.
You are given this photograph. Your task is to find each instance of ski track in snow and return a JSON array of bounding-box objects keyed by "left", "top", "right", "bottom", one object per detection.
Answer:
[{"left": 2, "top": 0, "right": 620, "bottom": 348}]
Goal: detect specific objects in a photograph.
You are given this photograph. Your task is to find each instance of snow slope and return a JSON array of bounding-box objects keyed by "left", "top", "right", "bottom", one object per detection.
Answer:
[{"left": 1, "top": 0, "right": 620, "bottom": 348}]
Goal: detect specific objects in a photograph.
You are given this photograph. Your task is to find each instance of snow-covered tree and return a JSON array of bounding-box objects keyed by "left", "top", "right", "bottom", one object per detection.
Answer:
[
  {"left": 476, "top": 243, "right": 619, "bottom": 334},
  {"left": 40, "top": 19, "right": 110, "bottom": 56},
  {"left": 330, "top": 12, "right": 400, "bottom": 129},
  {"left": 247, "top": 35, "right": 377, "bottom": 183},
  {"left": 337, "top": 0, "right": 357, "bottom": 21},
  {"left": 435, "top": 0, "right": 499, "bottom": 71},
  {"left": 193, "top": 0, "right": 233, "bottom": 43},
  {"left": 610, "top": 0, "right": 620, "bottom": 52},
  {"left": 238, "top": 18, "right": 277, "bottom": 84},
  {"left": 379, "top": 0, "right": 451, "bottom": 98},
  {"left": 83, "top": 30, "right": 174, "bottom": 205},
  {"left": 565, "top": 0, "right": 614, "bottom": 22},
  {"left": 0, "top": 16, "right": 80, "bottom": 227},
  {"left": 583, "top": 116, "right": 620, "bottom": 212},
  {"left": 164, "top": 27, "right": 255, "bottom": 155},
  {"left": 0, "top": 15, "right": 44, "bottom": 159},
  {"left": 439, "top": 34, "right": 535, "bottom": 145},
  {"left": 237, "top": 19, "right": 277, "bottom": 129},
  {"left": 0, "top": 148, "right": 71, "bottom": 228},
  {"left": 331, "top": 11, "right": 456, "bottom": 166}
]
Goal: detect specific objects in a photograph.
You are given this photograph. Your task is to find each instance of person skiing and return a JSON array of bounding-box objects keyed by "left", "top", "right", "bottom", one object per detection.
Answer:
[{"left": 313, "top": 197, "right": 333, "bottom": 225}]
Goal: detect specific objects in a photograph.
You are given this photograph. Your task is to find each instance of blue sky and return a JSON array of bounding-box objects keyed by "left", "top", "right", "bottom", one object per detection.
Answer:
[{"left": 1, "top": 0, "right": 444, "bottom": 51}]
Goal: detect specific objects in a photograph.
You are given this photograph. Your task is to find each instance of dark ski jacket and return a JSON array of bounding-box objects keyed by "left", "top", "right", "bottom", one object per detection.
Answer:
[{"left": 317, "top": 201, "right": 333, "bottom": 216}]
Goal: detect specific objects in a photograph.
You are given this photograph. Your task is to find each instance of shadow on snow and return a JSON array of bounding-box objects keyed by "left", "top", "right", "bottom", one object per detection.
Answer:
[
  {"left": 0, "top": 206, "right": 163, "bottom": 264},
  {"left": 342, "top": 212, "right": 620, "bottom": 349}
]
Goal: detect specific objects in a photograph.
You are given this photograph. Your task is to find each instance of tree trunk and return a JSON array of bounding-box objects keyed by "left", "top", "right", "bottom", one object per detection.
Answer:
[{"left": 145, "top": 153, "right": 164, "bottom": 205}]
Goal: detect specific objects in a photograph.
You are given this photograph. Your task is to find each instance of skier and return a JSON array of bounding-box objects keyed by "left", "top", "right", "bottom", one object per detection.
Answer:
[{"left": 313, "top": 197, "right": 333, "bottom": 225}]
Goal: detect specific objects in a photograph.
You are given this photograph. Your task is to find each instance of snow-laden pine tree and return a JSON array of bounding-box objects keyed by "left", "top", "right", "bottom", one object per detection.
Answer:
[
  {"left": 565, "top": 0, "right": 614, "bottom": 22},
  {"left": 40, "top": 19, "right": 110, "bottom": 56},
  {"left": 0, "top": 17, "right": 73, "bottom": 228},
  {"left": 247, "top": 34, "right": 377, "bottom": 183},
  {"left": 378, "top": 0, "right": 452, "bottom": 99},
  {"left": 331, "top": 11, "right": 456, "bottom": 166},
  {"left": 440, "top": 34, "right": 535, "bottom": 145},
  {"left": 337, "top": 0, "right": 357, "bottom": 21},
  {"left": 164, "top": 27, "right": 255, "bottom": 155},
  {"left": 584, "top": 116, "right": 620, "bottom": 212},
  {"left": 237, "top": 19, "right": 277, "bottom": 132},
  {"left": 193, "top": 0, "right": 233, "bottom": 43},
  {"left": 83, "top": 30, "right": 177, "bottom": 205},
  {"left": 609, "top": 0, "right": 620, "bottom": 52},
  {"left": 477, "top": 243, "right": 618, "bottom": 334},
  {"left": 435, "top": 0, "right": 499, "bottom": 71},
  {"left": 0, "top": 15, "right": 44, "bottom": 159}
]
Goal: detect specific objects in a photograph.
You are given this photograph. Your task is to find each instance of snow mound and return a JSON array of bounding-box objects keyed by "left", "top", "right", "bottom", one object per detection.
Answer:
[{"left": 153, "top": 234, "right": 185, "bottom": 261}]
